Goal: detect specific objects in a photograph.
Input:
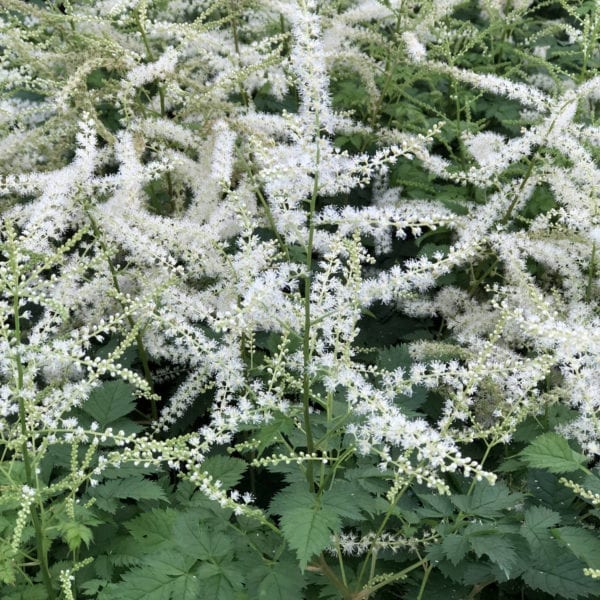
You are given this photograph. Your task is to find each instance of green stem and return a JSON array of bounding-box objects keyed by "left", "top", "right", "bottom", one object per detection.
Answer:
[
  {"left": 356, "top": 477, "right": 414, "bottom": 585},
  {"left": 84, "top": 208, "right": 157, "bottom": 419},
  {"left": 317, "top": 555, "right": 353, "bottom": 599},
  {"left": 353, "top": 558, "right": 428, "bottom": 600},
  {"left": 501, "top": 155, "right": 537, "bottom": 224},
  {"left": 236, "top": 150, "right": 290, "bottom": 258},
  {"left": 448, "top": 442, "right": 497, "bottom": 535},
  {"left": 137, "top": 12, "right": 174, "bottom": 202},
  {"left": 336, "top": 541, "right": 348, "bottom": 587},
  {"left": 10, "top": 244, "right": 55, "bottom": 599},
  {"left": 502, "top": 96, "right": 577, "bottom": 224},
  {"left": 367, "top": 11, "right": 403, "bottom": 135},
  {"left": 302, "top": 127, "right": 320, "bottom": 492},
  {"left": 416, "top": 562, "right": 433, "bottom": 600},
  {"left": 230, "top": 1, "right": 249, "bottom": 107},
  {"left": 453, "top": 80, "right": 469, "bottom": 172}
]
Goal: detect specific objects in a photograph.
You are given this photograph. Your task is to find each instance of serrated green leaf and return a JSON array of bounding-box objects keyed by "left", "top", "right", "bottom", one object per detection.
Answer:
[
  {"left": 527, "top": 469, "right": 576, "bottom": 513},
  {"left": 124, "top": 509, "right": 178, "bottom": 551},
  {"left": 100, "top": 553, "right": 209, "bottom": 600},
  {"left": 173, "top": 512, "right": 231, "bottom": 561},
  {"left": 269, "top": 483, "right": 313, "bottom": 516},
  {"left": 524, "top": 505, "right": 562, "bottom": 529},
  {"left": 92, "top": 477, "right": 167, "bottom": 513},
  {"left": 552, "top": 527, "right": 600, "bottom": 569},
  {"left": 194, "top": 562, "right": 244, "bottom": 599},
  {"left": 80, "top": 578, "right": 108, "bottom": 597},
  {"left": 403, "top": 570, "right": 471, "bottom": 600},
  {"left": 321, "top": 481, "right": 373, "bottom": 520},
  {"left": 415, "top": 492, "right": 454, "bottom": 517},
  {"left": 520, "top": 433, "right": 587, "bottom": 474},
  {"left": 1, "top": 585, "right": 48, "bottom": 600},
  {"left": 83, "top": 381, "right": 136, "bottom": 427},
  {"left": 200, "top": 455, "right": 247, "bottom": 490},
  {"left": 521, "top": 506, "right": 561, "bottom": 554},
  {"left": 247, "top": 559, "right": 305, "bottom": 599},
  {"left": 449, "top": 559, "right": 496, "bottom": 586},
  {"left": 280, "top": 506, "right": 340, "bottom": 570},
  {"left": 60, "top": 521, "right": 94, "bottom": 552},
  {"left": 441, "top": 534, "right": 470, "bottom": 566},
  {"left": 522, "top": 548, "right": 600, "bottom": 599},
  {"left": 582, "top": 471, "right": 600, "bottom": 495},
  {"left": 469, "top": 534, "right": 519, "bottom": 578},
  {"left": 143, "top": 551, "right": 197, "bottom": 577},
  {"left": 247, "top": 414, "right": 295, "bottom": 456},
  {"left": 343, "top": 465, "right": 389, "bottom": 495},
  {"left": 0, "top": 544, "right": 16, "bottom": 585},
  {"left": 451, "top": 480, "right": 522, "bottom": 518},
  {"left": 377, "top": 344, "right": 411, "bottom": 370}
]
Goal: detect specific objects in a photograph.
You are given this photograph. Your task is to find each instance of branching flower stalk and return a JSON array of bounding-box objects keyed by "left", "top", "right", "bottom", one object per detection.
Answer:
[
  {"left": 82, "top": 204, "right": 157, "bottom": 419},
  {"left": 301, "top": 120, "right": 320, "bottom": 493},
  {"left": 7, "top": 229, "right": 55, "bottom": 600}
]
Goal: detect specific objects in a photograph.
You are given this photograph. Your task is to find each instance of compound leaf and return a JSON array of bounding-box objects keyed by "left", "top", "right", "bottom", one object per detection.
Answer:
[
  {"left": 279, "top": 507, "right": 340, "bottom": 570},
  {"left": 520, "top": 434, "right": 587, "bottom": 474},
  {"left": 552, "top": 527, "right": 600, "bottom": 569},
  {"left": 247, "top": 559, "right": 305, "bottom": 599},
  {"left": 452, "top": 480, "right": 522, "bottom": 518},
  {"left": 521, "top": 506, "right": 561, "bottom": 554},
  {"left": 83, "top": 381, "right": 136, "bottom": 427}
]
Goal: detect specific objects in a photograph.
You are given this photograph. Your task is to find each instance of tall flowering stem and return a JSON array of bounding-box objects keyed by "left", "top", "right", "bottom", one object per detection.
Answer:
[{"left": 6, "top": 226, "right": 55, "bottom": 600}]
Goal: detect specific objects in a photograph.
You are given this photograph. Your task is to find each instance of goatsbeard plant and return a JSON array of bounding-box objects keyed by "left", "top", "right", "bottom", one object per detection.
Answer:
[{"left": 0, "top": 0, "right": 599, "bottom": 598}]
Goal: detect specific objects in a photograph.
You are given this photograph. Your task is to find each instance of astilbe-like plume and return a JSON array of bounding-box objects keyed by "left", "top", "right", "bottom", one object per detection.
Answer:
[{"left": 0, "top": 0, "right": 598, "bottom": 575}]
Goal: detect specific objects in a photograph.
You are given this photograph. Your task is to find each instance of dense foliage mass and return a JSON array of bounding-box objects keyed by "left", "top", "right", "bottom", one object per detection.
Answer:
[{"left": 0, "top": 0, "right": 599, "bottom": 598}]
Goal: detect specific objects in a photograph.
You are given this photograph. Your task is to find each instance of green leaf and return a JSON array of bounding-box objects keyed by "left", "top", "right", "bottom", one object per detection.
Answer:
[
  {"left": 415, "top": 492, "right": 454, "bottom": 518},
  {"left": 80, "top": 578, "right": 109, "bottom": 597},
  {"left": 247, "top": 559, "right": 305, "bottom": 599},
  {"left": 279, "top": 507, "right": 340, "bottom": 571},
  {"left": 246, "top": 414, "right": 294, "bottom": 456},
  {"left": 582, "top": 471, "right": 600, "bottom": 496},
  {"left": 321, "top": 481, "right": 374, "bottom": 520},
  {"left": 527, "top": 469, "right": 577, "bottom": 513},
  {"left": 194, "top": 562, "right": 244, "bottom": 600},
  {"left": 520, "top": 433, "right": 587, "bottom": 474},
  {"left": 200, "top": 456, "right": 247, "bottom": 490},
  {"left": 522, "top": 547, "right": 600, "bottom": 599},
  {"left": 469, "top": 534, "right": 519, "bottom": 578},
  {"left": 0, "top": 543, "right": 16, "bottom": 585},
  {"left": 521, "top": 506, "right": 561, "bottom": 554},
  {"left": 173, "top": 512, "right": 231, "bottom": 561},
  {"left": 60, "top": 521, "right": 94, "bottom": 552},
  {"left": 83, "top": 381, "right": 136, "bottom": 427},
  {"left": 92, "top": 477, "right": 167, "bottom": 513},
  {"left": 377, "top": 344, "right": 411, "bottom": 371},
  {"left": 552, "top": 527, "right": 600, "bottom": 569},
  {"left": 124, "top": 508, "right": 178, "bottom": 551},
  {"left": 441, "top": 534, "right": 470, "bottom": 566},
  {"left": 451, "top": 480, "right": 522, "bottom": 518},
  {"left": 143, "top": 551, "right": 197, "bottom": 577},
  {"left": 343, "top": 464, "right": 389, "bottom": 496},
  {"left": 269, "top": 483, "right": 313, "bottom": 516},
  {"left": 100, "top": 553, "right": 201, "bottom": 600},
  {"left": 2, "top": 586, "right": 48, "bottom": 600},
  {"left": 55, "top": 503, "right": 101, "bottom": 552}
]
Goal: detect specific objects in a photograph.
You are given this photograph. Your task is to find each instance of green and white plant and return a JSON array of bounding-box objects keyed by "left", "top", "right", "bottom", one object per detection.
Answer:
[{"left": 0, "top": 0, "right": 599, "bottom": 598}]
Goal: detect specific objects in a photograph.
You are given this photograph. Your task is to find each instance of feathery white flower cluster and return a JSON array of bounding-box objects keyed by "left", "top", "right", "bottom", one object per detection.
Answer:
[{"left": 0, "top": 0, "right": 598, "bottom": 584}]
